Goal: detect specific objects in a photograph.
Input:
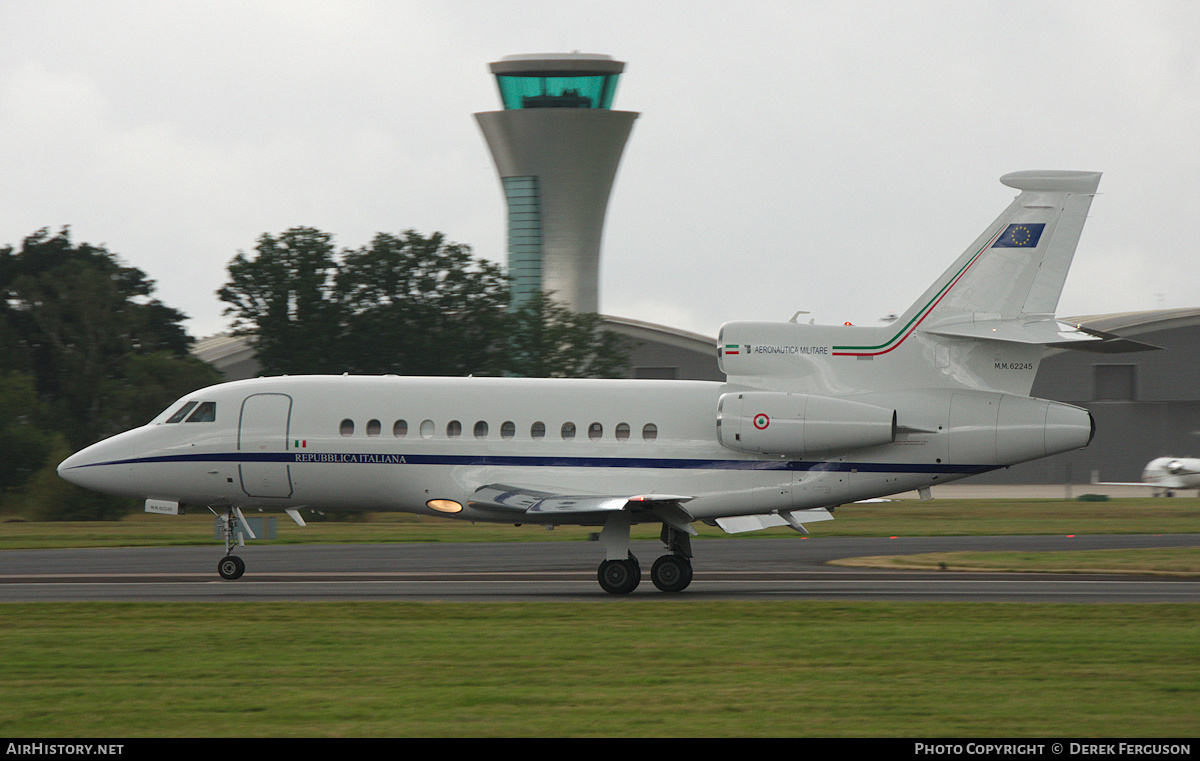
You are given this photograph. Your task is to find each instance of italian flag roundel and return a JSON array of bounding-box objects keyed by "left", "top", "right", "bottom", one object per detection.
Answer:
[{"left": 753, "top": 413, "right": 770, "bottom": 430}]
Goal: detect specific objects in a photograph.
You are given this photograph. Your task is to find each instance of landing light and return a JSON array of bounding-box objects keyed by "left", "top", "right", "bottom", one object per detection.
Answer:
[{"left": 427, "top": 499, "right": 463, "bottom": 513}]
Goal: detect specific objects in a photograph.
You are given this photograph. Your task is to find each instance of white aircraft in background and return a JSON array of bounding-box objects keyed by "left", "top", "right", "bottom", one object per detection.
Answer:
[
  {"left": 60, "top": 170, "right": 1138, "bottom": 594},
  {"left": 1093, "top": 457, "right": 1200, "bottom": 496}
]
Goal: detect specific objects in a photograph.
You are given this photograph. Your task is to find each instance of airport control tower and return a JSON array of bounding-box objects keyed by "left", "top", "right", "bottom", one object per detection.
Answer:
[{"left": 475, "top": 53, "right": 638, "bottom": 313}]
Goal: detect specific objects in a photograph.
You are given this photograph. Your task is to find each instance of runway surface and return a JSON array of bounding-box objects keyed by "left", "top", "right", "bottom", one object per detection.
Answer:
[{"left": 3, "top": 534, "right": 1199, "bottom": 602}]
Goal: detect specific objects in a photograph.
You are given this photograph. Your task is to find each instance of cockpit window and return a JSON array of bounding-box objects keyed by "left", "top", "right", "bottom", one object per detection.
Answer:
[
  {"left": 185, "top": 401, "right": 217, "bottom": 423},
  {"left": 165, "top": 401, "right": 198, "bottom": 424}
]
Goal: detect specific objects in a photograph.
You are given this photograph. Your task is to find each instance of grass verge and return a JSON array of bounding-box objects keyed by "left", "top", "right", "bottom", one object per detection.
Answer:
[
  {"left": 2, "top": 497, "right": 1199, "bottom": 550},
  {"left": 1, "top": 601, "right": 1197, "bottom": 737},
  {"left": 5, "top": 498, "right": 1199, "bottom": 575}
]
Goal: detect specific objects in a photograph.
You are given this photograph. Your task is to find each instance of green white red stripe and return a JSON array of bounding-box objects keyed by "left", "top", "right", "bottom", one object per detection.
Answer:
[{"left": 832, "top": 228, "right": 1004, "bottom": 357}]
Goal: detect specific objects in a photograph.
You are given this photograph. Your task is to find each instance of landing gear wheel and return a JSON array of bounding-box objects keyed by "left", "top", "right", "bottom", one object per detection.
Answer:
[
  {"left": 651, "top": 554, "right": 693, "bottom": 593},
  {"left": 598, "top": 557, "right": 640, "bottom": 595},
  {"left": 218, "top": 555, "right": 245, "bottom": 580}
]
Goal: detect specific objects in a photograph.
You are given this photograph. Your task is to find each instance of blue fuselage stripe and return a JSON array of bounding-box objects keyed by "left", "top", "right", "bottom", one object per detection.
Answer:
[{"left": 66, "top": 451, "right": 993, "bottom": 477}]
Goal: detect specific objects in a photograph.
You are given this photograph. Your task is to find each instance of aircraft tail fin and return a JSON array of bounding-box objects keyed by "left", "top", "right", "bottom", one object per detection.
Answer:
[
  {"left": 719, "top": 171, "right": 1126, "bottom": 396},
  {"left": 891, "top": 170, "right": 1101, "bottom": 340}
]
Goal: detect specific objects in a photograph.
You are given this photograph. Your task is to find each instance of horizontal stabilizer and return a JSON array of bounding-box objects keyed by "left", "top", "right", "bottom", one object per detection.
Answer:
[
  {"left": 715, "top": 507, "right": 834, "bottom": 534},
  {"left": 923, "top": 318, "right": 1160, "bottom": 353},
  {"left": 1051, "top": 324, "right": 1162, "bottom": 354}
]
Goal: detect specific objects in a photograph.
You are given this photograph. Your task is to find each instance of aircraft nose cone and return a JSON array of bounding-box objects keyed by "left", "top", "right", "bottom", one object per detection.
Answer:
[{"left": 57, "top": 439, "right": 139, "bottom": 497}]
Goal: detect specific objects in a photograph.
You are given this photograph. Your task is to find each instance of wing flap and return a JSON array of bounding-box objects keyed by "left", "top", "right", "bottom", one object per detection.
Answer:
[
  {"left": 715, "top": 508, "right": 835, "bottom": 534},
  {"left": 469, "top": 484, "right": 697, "bottom": 533},
  {"left": 469, "top": 484, "right": 623, "bottom": 513}
]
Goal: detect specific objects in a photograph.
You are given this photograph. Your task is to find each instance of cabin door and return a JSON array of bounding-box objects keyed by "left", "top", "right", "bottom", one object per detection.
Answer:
[{"left": 238, "top": 393, "right": 294, "bottom": 498}]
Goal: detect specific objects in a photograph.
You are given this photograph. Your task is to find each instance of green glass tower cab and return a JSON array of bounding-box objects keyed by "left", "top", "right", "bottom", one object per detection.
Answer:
[{"left": 475, "top": 53, "right": 639, "bottom": 313}]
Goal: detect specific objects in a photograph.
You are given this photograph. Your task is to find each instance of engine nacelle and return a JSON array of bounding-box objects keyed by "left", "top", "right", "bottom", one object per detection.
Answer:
[
  {"left": 948, "top": 392, "right": 1095, "bottom": 466},
  {"left": 718, "top": 391, "right": 897, "bottom": 456}
]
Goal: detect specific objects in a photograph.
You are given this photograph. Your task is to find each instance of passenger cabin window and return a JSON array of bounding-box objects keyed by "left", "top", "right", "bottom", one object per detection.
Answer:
[
  {"left": 165, "top": 401, "right": 198, "bottom": 424},
  {"left": 340, "top": 416, "right": 657, "bottom": 444},
  {"left": 185, "top": 401, "right": 216, "bottom": 422}
]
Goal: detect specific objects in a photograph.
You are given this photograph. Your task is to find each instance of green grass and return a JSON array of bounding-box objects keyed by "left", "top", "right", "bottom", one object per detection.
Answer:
[
  {"left": 5, "top": 497, "right": 1199, "bottom": 575},
  {"left": 3, "top": 499, "right": 1199, "bottom": 737},
  {"left": 3, "top": 497, "right": 1199, "bottom": 549},
  {"left": 829, "top": 497, "right": 1200, "bottom": 536},
  {"left": 837, "top": 547, "right": 1200, "bottom": 575},
  {"left": 1, "top": 602, "right": 1197, "bottom": 737}
]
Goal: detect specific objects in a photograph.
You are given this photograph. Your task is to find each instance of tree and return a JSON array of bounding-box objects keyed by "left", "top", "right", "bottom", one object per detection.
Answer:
[
  {"left": 220, "top": 228, "right": 511, "bottom": 376},
  {"left": 218, "top": 227, "right": 345, "bottom": 375},
  {"left": 504, "top": 292, "right": 630, "bottom": 378},
  {"left": 0, "top": 372, "right": 56, "bottom": 493},
  {"left": 336, "top": 231, "right": 509, "bottom": 376},
  {"left": 0, "top": 228, "right": 221, "bottom": 519},
  {"left": 0, "top": 228, "right": 218, "bottom": 447},
  {"left": 218, "top": 226, "right": 631, "bottom": 379}
]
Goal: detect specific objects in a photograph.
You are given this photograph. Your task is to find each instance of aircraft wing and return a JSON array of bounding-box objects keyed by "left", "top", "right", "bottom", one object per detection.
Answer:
[{"left": 469, "top": 483, "right": 698, "bottom": 535}]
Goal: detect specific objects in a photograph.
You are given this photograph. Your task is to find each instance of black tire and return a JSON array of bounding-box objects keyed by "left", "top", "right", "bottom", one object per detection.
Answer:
[
  {"left": 651, "top": 554, "right": 693, "bottom": 593},
  {"left": 597, "top": 558, "right": 640, "bottom": 594},
  {"left": 218, "top": 555, "right": 245, "bottom": 580}
]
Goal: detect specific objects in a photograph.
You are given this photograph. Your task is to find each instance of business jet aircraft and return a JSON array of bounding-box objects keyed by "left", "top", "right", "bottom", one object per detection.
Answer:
[
  {"left": 60, "top": 170, "right": 1134, "bottom": 594},
  {"left": 1093, "top": 457, "right": 1200, "bottom": 496}
]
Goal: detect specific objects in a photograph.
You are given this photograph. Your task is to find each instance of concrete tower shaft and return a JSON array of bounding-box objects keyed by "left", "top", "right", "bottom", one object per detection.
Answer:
[{"left": 475, "top": 53, "right": 639, "bottom": 313}]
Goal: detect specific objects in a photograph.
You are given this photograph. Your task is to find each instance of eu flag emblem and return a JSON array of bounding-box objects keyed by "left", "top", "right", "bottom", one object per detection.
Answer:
[{"left": 993, "top": 223, "right": 1045, "bottom": 248}]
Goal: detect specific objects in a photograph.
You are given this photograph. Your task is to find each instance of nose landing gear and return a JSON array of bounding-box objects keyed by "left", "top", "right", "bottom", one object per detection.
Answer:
[
  {"left": 212, "top": 506, "right": 255, "bottom": 580},
  {"left": 218, "top": 554, "right": 245, "bottom": 580}
]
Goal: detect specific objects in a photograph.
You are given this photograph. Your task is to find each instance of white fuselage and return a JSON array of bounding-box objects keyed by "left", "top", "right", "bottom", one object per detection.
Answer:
[{"left": 57, "top": 374, "right": 1092, "bottom": 525}]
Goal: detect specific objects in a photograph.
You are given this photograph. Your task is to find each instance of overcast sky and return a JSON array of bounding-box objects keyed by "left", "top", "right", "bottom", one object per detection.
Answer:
[{"left": 3, "top": 1, "right": 1198, "bottom": 342}]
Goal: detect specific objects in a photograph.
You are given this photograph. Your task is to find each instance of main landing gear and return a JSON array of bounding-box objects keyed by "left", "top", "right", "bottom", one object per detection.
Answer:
[{"left": 596, "top": 514, "right": 694, "bottom": 595}]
